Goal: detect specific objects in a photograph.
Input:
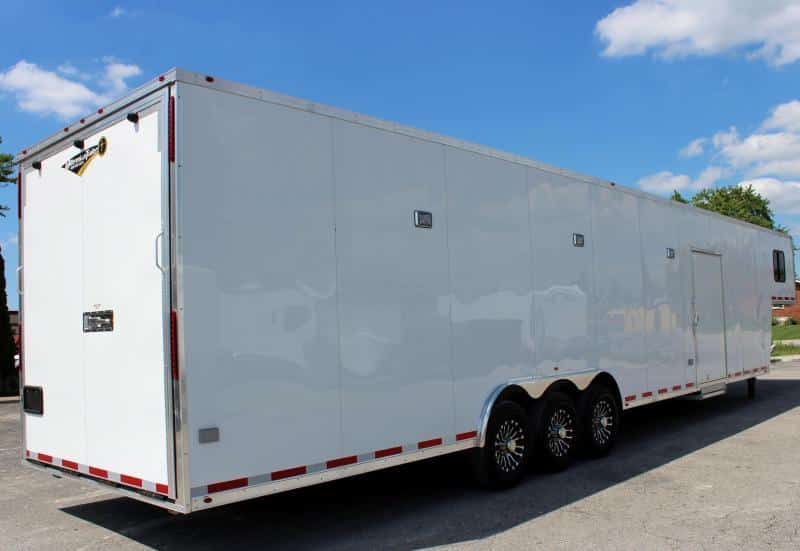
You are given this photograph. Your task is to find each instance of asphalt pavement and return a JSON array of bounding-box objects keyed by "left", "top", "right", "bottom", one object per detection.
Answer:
[{"left": 2, "top": 364, "right": 800, "bottom": 550}]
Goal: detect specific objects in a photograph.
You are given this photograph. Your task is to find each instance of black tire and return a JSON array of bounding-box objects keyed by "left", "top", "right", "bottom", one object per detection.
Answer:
[
  {"left": 577, "top": 384, "right": 620, "bottom": 458},
  {"left": 531, "top": 391, "right": 579, "bottom": 471},
  {"left": 472, "top": 400, "right": 531, "bottom": 489}
]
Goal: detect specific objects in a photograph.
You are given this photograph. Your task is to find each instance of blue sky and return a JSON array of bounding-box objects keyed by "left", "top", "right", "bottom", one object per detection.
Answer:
[{"left": 3, "top": 1, "right": 800, "bottom": 309}]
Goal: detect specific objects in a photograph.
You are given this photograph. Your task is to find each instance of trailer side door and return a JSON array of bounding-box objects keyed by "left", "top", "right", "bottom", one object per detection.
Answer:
[{"left": 691, "top": 251, "right": 727, "bottom": 383}]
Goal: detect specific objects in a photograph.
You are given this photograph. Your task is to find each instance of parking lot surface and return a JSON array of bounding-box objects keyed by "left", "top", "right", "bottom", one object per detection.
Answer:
[{"left": 2, "top": 363, "right": 800, "bottom": 550}]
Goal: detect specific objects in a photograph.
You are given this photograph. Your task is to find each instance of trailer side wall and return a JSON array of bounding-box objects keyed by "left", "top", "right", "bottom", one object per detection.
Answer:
[{"left": 176, "top": 81, "right": 792, "bottom": 496}]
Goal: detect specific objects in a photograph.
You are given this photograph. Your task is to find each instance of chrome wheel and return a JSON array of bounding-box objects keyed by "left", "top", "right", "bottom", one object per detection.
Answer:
[
  {"left": 546, "top": 407, "right": 575, "bottom": 458},
  {"left": 590, "top": 399, "right": 614, "bottom": 446},
  {"left": 493, "top": 418, "right": 526, "bottom": 473}
]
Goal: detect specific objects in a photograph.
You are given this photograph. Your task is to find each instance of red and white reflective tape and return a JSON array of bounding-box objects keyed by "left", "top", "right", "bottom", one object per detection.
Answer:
[
  {"left": 727, "top": 366, "right": 769, "bottom": 382},
  {"left": 191, "top": 431, "right": 479, "bottom": 498},
  {"left": 623, "top": 366, "right": 768, "bottom": 407},
  {"left": 26, "top": 450, "right": 168, "bottom": 496}
]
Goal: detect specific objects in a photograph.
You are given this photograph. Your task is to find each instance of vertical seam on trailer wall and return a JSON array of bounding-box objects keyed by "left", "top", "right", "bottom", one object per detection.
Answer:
[
  {"left": 719, "top": 253, "right": 730, "bottom": 377},
  {"left": 636, "top": 198, "right": 649, "bottom": 393},
  {"left": 440, "top": 145, "right": 458, "bottom": 437},
  {"left": 524, "top": 168, "right": 537, "bottom": 378},
  {"left": 587, "top": 185, "right": 598, "bottom": 390},
  {"left": 727, "top": 229, "right": 742, "bottom": 378},
  {"left": 329, "top": 118, "right": 345, "bottom": 458},
  {"left": 757, "top": 236, "right": 771, "bottom": 365},
  {"left": 675, "top": 211, "right": 688, "bottom": 389}
]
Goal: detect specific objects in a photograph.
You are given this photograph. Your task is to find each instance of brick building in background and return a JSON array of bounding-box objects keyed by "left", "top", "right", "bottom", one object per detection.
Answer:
[{"left": 772, "top": 281, "right": 800, "bottom": 321}]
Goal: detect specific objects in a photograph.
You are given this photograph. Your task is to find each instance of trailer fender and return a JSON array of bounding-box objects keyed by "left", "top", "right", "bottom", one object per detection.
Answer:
[{"left": 477, "top": 369, "right": 605, "bottom": 448}]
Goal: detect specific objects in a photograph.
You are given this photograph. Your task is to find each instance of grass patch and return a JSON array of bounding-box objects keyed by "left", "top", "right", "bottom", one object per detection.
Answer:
[
  {"left": 772, "top": 342, "right": 800, "bottom": 356},
  {"left": 772, "top": 324, "right": 800, "bottom": 341}
]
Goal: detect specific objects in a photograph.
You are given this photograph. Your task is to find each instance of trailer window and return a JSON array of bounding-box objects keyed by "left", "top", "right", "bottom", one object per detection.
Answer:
[{"left": 773, "top": 249, "right": 786, "bottom": 282}]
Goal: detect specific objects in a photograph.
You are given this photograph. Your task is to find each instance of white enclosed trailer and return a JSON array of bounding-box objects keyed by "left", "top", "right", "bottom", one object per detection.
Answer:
[{"left": 17, "top": 68, "right": 795, "bottom": 513}]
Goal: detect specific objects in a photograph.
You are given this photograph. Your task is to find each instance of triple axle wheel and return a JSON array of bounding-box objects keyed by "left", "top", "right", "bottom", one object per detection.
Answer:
[{"left": 473, "top": 384, "right": 620, "bottom": 488}]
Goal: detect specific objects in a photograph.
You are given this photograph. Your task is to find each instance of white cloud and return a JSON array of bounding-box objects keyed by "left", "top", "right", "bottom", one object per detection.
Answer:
[
  {"left": 638, "top": 166, "right": 724, "bottom": 194},
  {"left": 101, "top": 63, "right": 142, "bottom": 96},
  {"left": 720, "top": 132, "right": 800, "bottom": 167},
  {"left": 57, "top": 62, "right": 79, "bottom": 76},
  {"left": 0, "top": 59, "right": 142, "bottom": 120},
  {"left": 643, "top": 98, "right": 800, "bottom": 223},
  {"left": 762, "top": 100, "right": 800, "bottom": 132},
  {"left": 680, "top": 137, "right": 706, "bottom": 158},
  {"left": 711, "top": 126, "right": 739, "bottom": 148},
  {"left": 57, "top": 62, "right": 91, "bottom": 81},
  {"left": 596, "top": 0, "right": 800, "bottom": 66},
  {"left": 638, "top": 171, "right": 692, "bottom": 194},
  {"left": 749, "top": 159, "right": 800, "bottom": 179},
  {"left": 0, "top": 61, "right": 102, "bottom": 119},
  {"left": 110, "top": 6, "right": 127, "bottom": 18},
  {"left": 695, "top": 166, "right": 724, "bottom": 188},
  {"left": 740, "top": 178, "right": 800, "bottom": 214}
]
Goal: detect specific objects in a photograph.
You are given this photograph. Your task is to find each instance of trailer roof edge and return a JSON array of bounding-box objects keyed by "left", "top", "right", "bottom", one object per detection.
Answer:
[
  {"left": 14, "top": 68, "right": 178, "bottom": 165},
  {"left": 16, "top": 67, "right": 793, "bottom": 239}
]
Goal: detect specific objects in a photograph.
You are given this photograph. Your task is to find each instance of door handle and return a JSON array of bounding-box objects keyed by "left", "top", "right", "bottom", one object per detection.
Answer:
[
  {"left": 155, "top": 232, "right": 165, "bottom": 273},
  {"left": 16, "top": 266, "right": 22, "bottom": 296}
]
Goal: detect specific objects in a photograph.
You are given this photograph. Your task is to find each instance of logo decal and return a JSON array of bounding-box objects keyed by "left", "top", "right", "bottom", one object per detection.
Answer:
[{"left": 62, "top": 136, "right": 107, "bottom": 176}]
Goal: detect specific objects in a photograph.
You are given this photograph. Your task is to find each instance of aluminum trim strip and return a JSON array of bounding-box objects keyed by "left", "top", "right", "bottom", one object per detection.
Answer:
[
  {"left": 621, "top": 366, "right": 768, "bottom": 408},
  {"left": 191, "top": 432, "right": 479, "bottom": 505}
]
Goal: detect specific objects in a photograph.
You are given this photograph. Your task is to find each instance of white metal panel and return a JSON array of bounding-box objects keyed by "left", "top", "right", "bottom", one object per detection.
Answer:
[
  {"left": 177, "top": 84, "right": 341, "bottom": 485},
  {"left": 22, "top": 155, "right": 87, "bottom": 464},
  {"left": 23, "top": 102, "right": 170, "bottom": 487},
  {"left": 675, "top": 208, "right": 709, "bottom": 385},
  {"left": 737, "top": 227, "right": 764, "bottom": 371},
  {"left": 528, "top": 169, "right": 594, "bottom": 377},
  {"left": 762, "top": 231, "right": 795, "bottom": 300},
  {"left": 590, "top": 187, "right": 646, "bottom": 396},
  {"left": 332, "top": 119, "right": 454, "bottom": 451},
  {"left": 638, "top": 198, "right": 687, "bottom": 393},
  {"left": 445, "top": 147, "right": 532, "bottom": 432},
  {"left": 755, "top": 233, "right": 776, "bottom": 362},
  {"left": 691, "top": 251, "right": 727, "bottom": 383},
  {"left": 718, "top": 221, "right": 746, "bottom": 376},
  {"left": 80, "top": 107, "right": 170, "bottom": 485}
]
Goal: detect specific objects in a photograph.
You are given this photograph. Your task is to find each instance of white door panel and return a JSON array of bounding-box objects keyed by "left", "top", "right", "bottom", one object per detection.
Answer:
[
  {"left": 692, "top": 251, "right": 727, "bottom": 383},
  {"left": 81, "top": 106, "right": 169, "bottom": 486},
  {"left": 23, "top": 99, "right": 171, "bottom": 492}
]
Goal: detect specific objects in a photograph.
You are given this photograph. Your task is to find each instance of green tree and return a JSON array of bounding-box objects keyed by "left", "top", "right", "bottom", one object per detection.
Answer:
[
  {"left": 0, "top": 137, "right": 17, "bottom": 395},
  {"left": 670, "top": 190, "right": 689, "bottom": 204},
  {"left": 690, "top": 184, "right": 784, "bottom": 231}
]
